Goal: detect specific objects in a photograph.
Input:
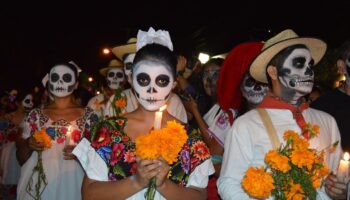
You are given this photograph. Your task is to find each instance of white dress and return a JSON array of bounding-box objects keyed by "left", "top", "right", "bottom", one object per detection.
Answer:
[{"left": 16, "top": 107, "right": 98, "bottom": 200}]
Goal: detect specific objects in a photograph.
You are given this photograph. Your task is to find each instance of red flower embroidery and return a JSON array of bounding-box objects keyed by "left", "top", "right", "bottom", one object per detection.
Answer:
[
  {"left": 112, "top": 130, "right": 121, "bottom": 136},
  {"left": 130, "top": 163, "right": 137, "bottom": 175},
  {"left": 110, "top": 143, "right": 125, "bottom": 166},
  {"left": 190, "top": 157, "right": 200, "bottom": 171},
  {"left": 91, "top": 127, "right": 112, "bottom": 148},
  {"left": 121, "top": 136, "right": 129, "bottom": 142},
  {"left": 116, "top": 119, "right": 124, "bottom": 126},
  {"left": 124, "top": 150, "right": 136, "bottom": 163},
  {"left": 191, "top": 141, "right": 210, "bottom": 160},
  {"left": 56, "top": 137, "right": 65, "bottom": 144},
  {"left": 72, "top": 130, "right": 81, "bottom": 143},
  {"left": 60, "top": 127, "right": 67, "bottom": 135}
]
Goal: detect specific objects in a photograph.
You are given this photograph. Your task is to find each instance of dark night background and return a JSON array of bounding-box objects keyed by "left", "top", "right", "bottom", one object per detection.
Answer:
[{"left": 0, "top": 0, "right": 349, "bottom": 93}]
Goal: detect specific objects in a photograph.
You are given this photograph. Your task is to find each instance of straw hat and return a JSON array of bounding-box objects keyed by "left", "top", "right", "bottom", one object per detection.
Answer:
[
  {"left": 99, "top": 59, "right": 123, "bottom": 76},
  {"left": 111, "top": 37, "right": 137, "bottom": 61},
  {"left": 249, "top": 29, "right": 327, "bottom": 83}
]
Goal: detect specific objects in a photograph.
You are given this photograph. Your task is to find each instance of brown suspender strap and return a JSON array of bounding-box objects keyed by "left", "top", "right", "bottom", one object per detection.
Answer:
[{"left": 256, "top": 108, "right": 280, "bottom": 149}]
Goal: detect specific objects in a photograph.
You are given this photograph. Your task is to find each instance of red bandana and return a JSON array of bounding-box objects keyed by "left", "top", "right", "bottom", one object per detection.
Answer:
[{"left": 258, "top": 96, "right": 309, "bottom": 130}]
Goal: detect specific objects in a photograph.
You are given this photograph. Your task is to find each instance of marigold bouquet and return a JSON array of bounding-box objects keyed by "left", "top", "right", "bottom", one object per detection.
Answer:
[
  {"left": 135, "top": 120, "right": 188, "bottom": 200},
  {"left": 242, "top": 127, "right": 331, "bottom": 200},
  {"left": 26, "top": 127, "right": 52, "bottom": 200}
]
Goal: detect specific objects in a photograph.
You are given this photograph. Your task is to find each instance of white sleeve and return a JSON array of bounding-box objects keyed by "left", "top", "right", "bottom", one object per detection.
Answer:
[
  {"left": 73, "top": 138, "right": 109, "bottom": 181},
  {"left": 217, "top": 122, "right": 254, "bottom": 200},
  {"left": 187, "top": 159, "right": 215, "bottom": 188}
]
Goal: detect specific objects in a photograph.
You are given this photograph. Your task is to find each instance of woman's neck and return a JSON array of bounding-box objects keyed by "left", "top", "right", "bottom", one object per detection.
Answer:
[{"left": 51, "top": 95, "right": 76, "bottom": 109}]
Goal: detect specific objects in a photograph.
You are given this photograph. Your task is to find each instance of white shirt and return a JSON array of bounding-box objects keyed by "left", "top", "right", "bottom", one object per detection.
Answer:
[
  {"left": 87, "top": 93, "right": 118, "bottom": 118},
  {"left": 217, "top": 108, "right": 342, "bottom": 200}
]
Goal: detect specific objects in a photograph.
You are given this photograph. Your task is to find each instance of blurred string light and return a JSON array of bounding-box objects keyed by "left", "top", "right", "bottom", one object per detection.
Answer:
[
  {"left": 198, "top": 53, "right": 210, "bottom": 64},
  {"left": 102, "top": 48, "right": 110, "bottom": 55},
  {"left": 88, "top": 77, "right": 93, "bottom": 82},
  {"left": 96, "top": 91, "right": 100, "bottom": 95}
]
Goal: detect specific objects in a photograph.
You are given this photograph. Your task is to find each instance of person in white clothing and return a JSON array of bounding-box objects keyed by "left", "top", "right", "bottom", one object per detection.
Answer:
[
  {"left": 87, "top": 59, "right": 127, "bottom": 118},
  {"left": 218, "top": 29, "right": 346, "bottom": 199}
]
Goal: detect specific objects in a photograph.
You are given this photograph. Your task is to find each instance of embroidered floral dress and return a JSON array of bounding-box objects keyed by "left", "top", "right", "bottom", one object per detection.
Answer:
[
  {"left": 16, "top": 107, "right": 98, "bottom": 200},
  {"left": 76, "top": 116, "right": 214, "bottom": 200}
]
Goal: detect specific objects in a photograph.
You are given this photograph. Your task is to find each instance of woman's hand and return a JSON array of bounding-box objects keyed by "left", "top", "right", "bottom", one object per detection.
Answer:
[
  {"left": 63, "top": 144, "right": 77, "bottom": 160},
  {"left": 27, "top": 136, "right": 45, "bottom": 151},
  {"left": 135, "top": 157, "right": 160, "bottom": 188},
  {"left": 155, "top": 158, "right": 170, "bottom": 189}
]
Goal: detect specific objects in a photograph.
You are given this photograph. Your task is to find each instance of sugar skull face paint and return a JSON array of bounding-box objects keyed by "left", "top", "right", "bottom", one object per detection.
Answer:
[
  {"left": 132, "top": 60, "right": 174, "bottom": 111},
  {"left": 123, "top": 53, "right": 135, "bottom": 84},
  {"left": 22, "top": 94, "right": 34, "bottom": 110},
  {"left": 277, "top": 48, "right": 314, "bottom": 102},
  {"left": 106, "top": 68, "right": 125, "bottom": 90},
  {"left": 241, "top": 73, "right": 268, "bottom": 106},
  {"left": 48, "top": 65, "right": 76, "bottom": 97},
  {"left": 202, "top": 64, "right": 220, "bottom": 97}
]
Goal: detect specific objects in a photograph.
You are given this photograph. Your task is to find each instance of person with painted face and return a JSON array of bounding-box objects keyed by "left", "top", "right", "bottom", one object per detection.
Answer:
[
  {"left": 112, "top": 37, "right": 188, "bottom": 124},
  {"left": 87, "top": 59, "right": 126, "bottom": 118},
  {"left": 74, "top": 27, "right": 214, "bottom": 200},
  {"left": 218, "top": 29, "right": 344, "bottom": 199},
  {"left": 15, "top": 61, "right": 98, "bottom": 200},
  {"left": 312, "top": 40, "right": 350, "bottom": 152},
  {"left": 0, "top": 91, "right": 35, "bottom": 199}
]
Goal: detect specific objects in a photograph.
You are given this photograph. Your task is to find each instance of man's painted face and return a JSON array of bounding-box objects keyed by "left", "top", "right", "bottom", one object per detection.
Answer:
[
  {"left": 132, "top": 60, "right": 174, "bottom": 111},
  {"left": 48, "top": 65, "right": 76, "bottom": 97},
  {"left": 124, "top": 53, "right": 135, "bottom": 84},
  {"left": 202, "top": 64, "right": 220, "bottom": 97},
  {"left": 277, "top": 48, "right": 314, "bottom": 101},
  {"left": 106, "top": 68, "right": 125, "bottom": 90},
  {"left": 241, "top": 73, "right": 268, "bottom": 105},
  {"left": 22, "top": 94, "right": 34, "bottom": 110}
]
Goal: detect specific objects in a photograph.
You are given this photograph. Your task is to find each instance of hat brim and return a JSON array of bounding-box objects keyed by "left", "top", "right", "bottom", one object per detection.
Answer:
[
  {"left": 250, "top": 37, "right": 327, "bottom": 83},
  {"left": 99, "top": 66, "right": 123, "bottom": 76},
  {"left": 112, "top": 43, "right": 137, "bottom": 61}
]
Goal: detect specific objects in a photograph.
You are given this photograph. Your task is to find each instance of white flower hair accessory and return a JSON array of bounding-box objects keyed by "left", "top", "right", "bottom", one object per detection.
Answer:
[{"left": 136, "top": 27, "right": 173, "bottom": 51}]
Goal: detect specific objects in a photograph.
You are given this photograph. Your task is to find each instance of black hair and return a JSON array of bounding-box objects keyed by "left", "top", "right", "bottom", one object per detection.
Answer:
[
  {"left": 203, "top": 58, "right": 224, "bottom": 69},
  {"left": 338, "top": 39, "right": 350, "bottom": 60},
  {"left": 49, "top": 62, "right": 79, "bottom": 80},
  {"left": 266, "top": 44, "right": 308, "bottom": 86},
  {"left": 133, "top": 43, "right": 177, "bottom": 78}
]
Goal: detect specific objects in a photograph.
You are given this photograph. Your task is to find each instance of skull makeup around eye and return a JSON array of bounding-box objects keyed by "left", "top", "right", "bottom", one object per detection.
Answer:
[
  {"left": 277, "top": 48, "right": 314, "bottom": 97},
  {"left": 240, "top": 73, "right": 268, "bottom": 105},
  {"left": 48, "top": 65, "right": 76, "bottom": 97},
  {"left": 124, "top": 53, "right": 136, "bottom": 84},
  {"left": 132, "top": 61, "right": 174, "bottom": 111},
  {"left": 106, "top": 68, "right": 125, "bottom": 90},
  {"left": 202, "top": 64, "right": 221, "bottom": 97},
  {"left": 344, "top": 54, "right": 350, "bottom": 86},
  {"left": 22, "top": 94, "right": 34, "bottom": 110}
]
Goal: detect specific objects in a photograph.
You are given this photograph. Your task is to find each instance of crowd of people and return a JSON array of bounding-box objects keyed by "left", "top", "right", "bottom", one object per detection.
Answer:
[{"left": 0, "top": 27, "right": 349, "bottom": 200}]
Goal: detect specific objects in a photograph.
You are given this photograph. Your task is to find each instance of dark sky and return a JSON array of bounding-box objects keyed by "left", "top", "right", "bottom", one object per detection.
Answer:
[{"left": 1, "top": 0, "right": 349, "bottom": 93}]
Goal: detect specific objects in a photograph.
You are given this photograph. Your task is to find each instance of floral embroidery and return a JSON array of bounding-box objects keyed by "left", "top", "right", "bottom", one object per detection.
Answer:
[{"left": 90, "top": 117, "right": 210, "bottom": 187}]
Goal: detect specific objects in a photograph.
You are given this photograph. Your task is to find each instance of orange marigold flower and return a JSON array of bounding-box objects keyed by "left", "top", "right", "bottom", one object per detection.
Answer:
[
  {"left": 265, "top": 150, "right": 291, "bottom": 173},
  {"left": 291, "top": 149, "right": 316, "bottom": 170},
  {"left": 33, "top": 128, "right": 52, "bottom": 149},
  {"left": 311, "top": 175, "right": 321, "bottom": 188},
  {"left": 115, "top": 98, "right": 126, "bottom": 109},
  {"left": 285, "top": 182, "right": 305, "bottom": 200},
  {"left": 242, "top": 166, "right": 274, "bottom": 199},
  {"left": 135, "top": 121, "right": 188, "bottom": 165},
  {"left": 283, "top": 130, "right": 299, "bottom": 141}
]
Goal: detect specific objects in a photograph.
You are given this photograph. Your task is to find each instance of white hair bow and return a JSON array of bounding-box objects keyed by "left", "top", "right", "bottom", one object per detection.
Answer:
[{"left": 136, "top": 27, "right": 173, "bottom": 51}]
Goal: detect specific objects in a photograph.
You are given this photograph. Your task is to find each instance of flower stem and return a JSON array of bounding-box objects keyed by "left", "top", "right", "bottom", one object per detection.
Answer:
[{"left": 145, "top": 177, "right": 156, "bottom": 200}]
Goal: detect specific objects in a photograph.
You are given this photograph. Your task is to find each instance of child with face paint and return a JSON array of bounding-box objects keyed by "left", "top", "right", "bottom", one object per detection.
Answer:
[
  {"left": 15, "top": 62, "right": 98, "bottom": 200},
  {"left": 218, "top": 29, "right": 344, "bottom": 199},
  {"left": 0, "top": 91, "right": 35, "bottom": 199},
  {"left": 74, "top": 28, "right": 214, "bottom": 200},
  {"left": 112, "top": 37, "right": 188, "bottom": 124},
  {"left": 87, "top": 59, "right": 127, "bottom": 118}
]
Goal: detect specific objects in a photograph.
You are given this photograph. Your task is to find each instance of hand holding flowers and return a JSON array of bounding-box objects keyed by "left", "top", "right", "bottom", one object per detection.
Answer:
[{"left": 242, "top": 125, "right": 336, "bottom": 200}]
